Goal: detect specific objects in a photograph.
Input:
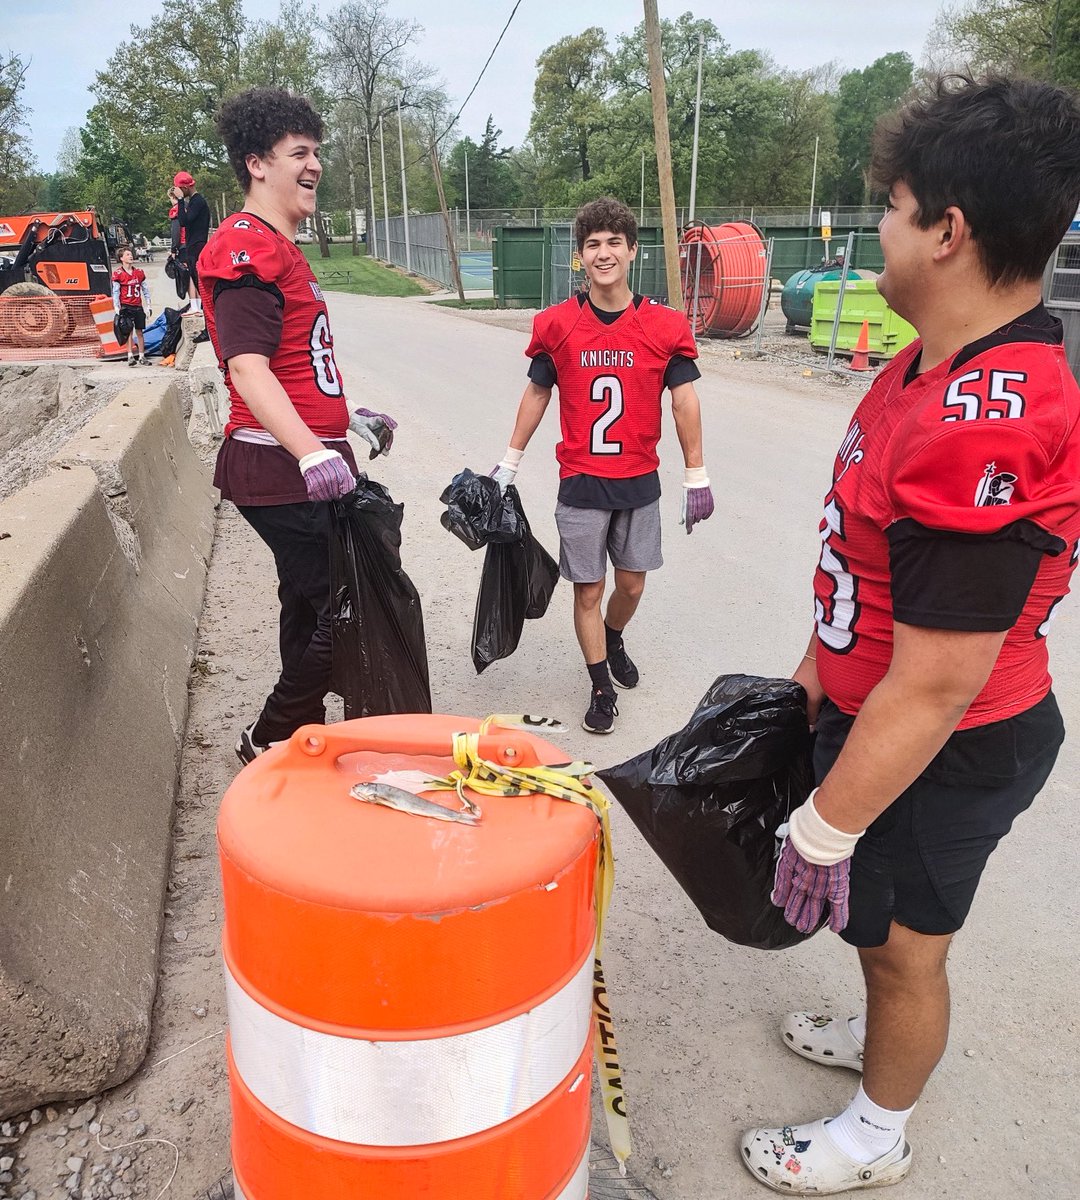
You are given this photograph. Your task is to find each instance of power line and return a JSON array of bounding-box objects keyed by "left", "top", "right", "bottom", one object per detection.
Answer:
[{"left": 404, "top": 0, "right": 525, "bottom": 169}]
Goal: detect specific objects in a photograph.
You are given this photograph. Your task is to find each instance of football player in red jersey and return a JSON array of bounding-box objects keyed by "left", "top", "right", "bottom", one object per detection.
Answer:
[
  {"left": 111, "top": 247, "right": 150, "bottom": 366},
  {"left": 199, "top": 88, "right": 396, "bottom": 766},
  {"left": 491, "top": 197, "right": 714, "bottom": 734},
  {"left": 742, "top": 77, "right": 1080, "bottom": 1194}
]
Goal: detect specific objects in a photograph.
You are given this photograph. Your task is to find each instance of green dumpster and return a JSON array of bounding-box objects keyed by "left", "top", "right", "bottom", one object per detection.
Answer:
[
  {"left": 809, "top": 279, "right": 917, "bottom": 359},
  {"left": 492, "top": 226, "right": 545, "bottom": 308}
]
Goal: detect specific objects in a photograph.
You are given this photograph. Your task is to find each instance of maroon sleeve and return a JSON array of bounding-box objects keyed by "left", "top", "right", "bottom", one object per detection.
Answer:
[{"left": 215, "top": 285, "right": 283, "bottom": 361}]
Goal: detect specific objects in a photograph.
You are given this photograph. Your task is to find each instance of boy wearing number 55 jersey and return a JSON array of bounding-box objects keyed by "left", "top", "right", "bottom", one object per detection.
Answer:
[
  {"left": 200, "top": 87, "right": 396, "bottom": 766},
  {"left": 491, "top": 197, "right": 714, "bottom": 734},
  {"left": 743, "top": 76, "right": 1080, "bottom": 1195}
]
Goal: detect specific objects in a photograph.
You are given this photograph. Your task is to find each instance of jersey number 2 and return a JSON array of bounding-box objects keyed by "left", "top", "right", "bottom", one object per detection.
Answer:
[
  {"left": 590, "top": 375, "right": 623, "bottom": 455},
  {"left": 309, "top": 312, "right": 342, "bottom": 397}
]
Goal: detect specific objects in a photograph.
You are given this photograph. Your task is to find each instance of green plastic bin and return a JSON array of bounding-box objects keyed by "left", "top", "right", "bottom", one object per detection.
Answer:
[{"left": 809, "top": 279, "right": 917, "bottom": 359}]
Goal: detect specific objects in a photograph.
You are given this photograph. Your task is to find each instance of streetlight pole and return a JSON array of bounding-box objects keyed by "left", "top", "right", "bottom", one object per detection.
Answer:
[
  {"left": 378, "top": 113, "right": 391, "bottom": 263},
  {"left": 396, "top": 99, "right": 412, "bottom": 272},
  {"left": 464, "top": 147, "right": 471, "bottom": 253},
  {"left": 688, "top": 31, "right": 704, "bottom": 223},
  {"left": 640, "top": 149, "right": 646, "bottom": 225},
  {"left": 365, "top": 132, "right": 379, "bottom": 259},
  {"left": 808, "top": 134, "right": 820, "bottom": 230}
]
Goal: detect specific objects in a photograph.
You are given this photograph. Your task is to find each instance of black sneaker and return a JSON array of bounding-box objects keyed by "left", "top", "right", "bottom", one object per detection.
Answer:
[
  {"left": 583, "top": 687, "right": 618, "bottom": 734},
  {"left": 607, "top": 641, "right": 639, "bottom": 689},
  {"left": 235, "top": 722, "right": 270, "bottom": 766},
  {"left": 127, "top": 355, "right": 137, "bottom": 367}
]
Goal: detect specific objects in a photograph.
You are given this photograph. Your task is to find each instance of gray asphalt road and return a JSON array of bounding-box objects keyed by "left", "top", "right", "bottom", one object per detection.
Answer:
[{"left": 318, "top": 295, "right": 1080, "bottom": 1198}]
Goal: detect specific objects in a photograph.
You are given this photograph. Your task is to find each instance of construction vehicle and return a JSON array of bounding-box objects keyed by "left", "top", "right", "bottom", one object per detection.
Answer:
[{"left": 0, "top": 209, "right": 113, "bottom": 348}]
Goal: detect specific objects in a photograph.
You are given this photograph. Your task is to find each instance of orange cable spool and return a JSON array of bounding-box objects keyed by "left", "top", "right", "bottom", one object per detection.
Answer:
[
  {"left": 679, "top": 221, "right": 767, "bottom": 338},
  {"left": 218, "top": 714, "right": 599, "bottom": 1199}
]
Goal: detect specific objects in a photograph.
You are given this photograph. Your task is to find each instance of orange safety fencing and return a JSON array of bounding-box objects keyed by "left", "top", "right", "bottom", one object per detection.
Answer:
[{"left": 0, "top": 295, "right": 112, "bottom": 362}]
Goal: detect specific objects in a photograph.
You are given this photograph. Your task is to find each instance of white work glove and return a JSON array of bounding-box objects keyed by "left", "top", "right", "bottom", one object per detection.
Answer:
[
  {"left": 349, "top": 407, "right": 397, "bottom": 459},
  {"left": 490, "top": 447, "right": 524, "bottom": 490}
]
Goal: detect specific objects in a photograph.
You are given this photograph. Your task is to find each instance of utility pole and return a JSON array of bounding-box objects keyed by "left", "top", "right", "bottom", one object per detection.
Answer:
[
  {"left": 396, "top": 99, "right": 412, "bottom": 272},
  {"left": 379, "top": 113, "right": 391, "bottom": 262},
  {"left": 430, "top": 139, "right": 466, "bottom": 302},
  {"left": 365, "top": 133, "right": 379, "bottom": 259},
  {"left": 688, "top": 31, "right": 704, "bottom": 223},
  {"left": 644, "top": 0, "right": 683, "bottom": 307}
]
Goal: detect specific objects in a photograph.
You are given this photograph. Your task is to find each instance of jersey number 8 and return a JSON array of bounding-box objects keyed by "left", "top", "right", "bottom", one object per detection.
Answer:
[{"left": 309, "top": 312, "right": 343, "bottom": 397}]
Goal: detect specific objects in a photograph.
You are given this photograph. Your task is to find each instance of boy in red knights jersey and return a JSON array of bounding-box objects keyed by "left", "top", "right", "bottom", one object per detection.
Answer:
[
  {"left": 491, "top": 197, "right": 714, "bottom": 734},
  {"left": 111, "top": 247, "right": 150, "bottom": 365},
  {"left": 741, "top": 77, "right": 1080, "bottom": 1195},
  {"left": 199, "top": 88, "right": 396, "bottom": 765}
]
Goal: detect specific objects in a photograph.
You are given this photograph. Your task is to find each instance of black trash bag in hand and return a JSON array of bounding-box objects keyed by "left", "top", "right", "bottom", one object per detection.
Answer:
[
  {"left": 439, "top": 468, "right": 524, "bottom": 550},
  {"left": 113, "top": 308, "right": 134, "bottom": 346},
  {"left": 330, "top": 477, "right": 432, "bottom": 718},
  {"left": 471, "top": 487, "right": 559, "bottom": 673},
  {"left": 597, "top": 674, "right": 817, "bottom": 950}
]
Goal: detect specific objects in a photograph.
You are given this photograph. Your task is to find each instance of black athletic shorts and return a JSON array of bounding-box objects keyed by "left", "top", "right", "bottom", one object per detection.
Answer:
[
  {"left": 120, "top": 303, "right": 146, "bottom": 331},
  {"left": 184, "top": 241, "right": 206, "bottom": 289},
  {"left": 814, "top": 691, "right": 1064, "bottom": 948}
]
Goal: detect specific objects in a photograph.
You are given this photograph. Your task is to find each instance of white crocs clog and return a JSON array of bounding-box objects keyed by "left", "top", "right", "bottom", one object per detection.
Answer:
[
  {"left": 782, "top": 1012, "right": 865, "bottom": 1072},
  {"left": 741, "top": 1119, "right": 911, "bottom": 1194}
]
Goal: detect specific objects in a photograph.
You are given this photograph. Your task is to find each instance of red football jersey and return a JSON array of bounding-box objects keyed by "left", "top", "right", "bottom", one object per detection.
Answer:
[
  {"left": 112, "top": 267, "right": 146, "bottom": 306},
  {"left": 814, "top": 335, "right": 1080, "bottom": 728},
  {"left": 198, "top": 212, "right": 347, "bottom": 440},
  {"left": 526, "top": 295, "right": 697, "bottom": 479}
]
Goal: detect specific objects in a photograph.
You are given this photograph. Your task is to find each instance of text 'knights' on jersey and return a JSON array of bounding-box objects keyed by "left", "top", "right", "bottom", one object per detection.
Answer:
[
  {"left": 526, "top": 294, "right": 697, "bottom": 480},
  {"left": 813, "top": 306, "right": 1080, "bottom": 728},
  {"left": 197, "top": 212, "right": 348, "bottom": 440}
]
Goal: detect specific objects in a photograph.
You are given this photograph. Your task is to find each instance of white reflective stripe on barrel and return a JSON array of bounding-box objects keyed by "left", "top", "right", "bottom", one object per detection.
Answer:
[
  {"left": 226, "top": 952, "right": 593, "bottom": 1146},
  {"left": 233, "top": 1142, "right": 588, "bottom": 1200},
  {"left": 554, "top": 1143, "right": 589, "bottom": 1199}
]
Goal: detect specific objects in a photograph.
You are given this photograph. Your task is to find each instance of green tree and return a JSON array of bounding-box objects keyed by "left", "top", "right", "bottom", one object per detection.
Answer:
[
  {"left": 446, "top": 118, "right": 519, "bottom": 209},
  {"left": 0, "top": 50, "right": 33, "bottom": 211},
  {"left": 928, "top": 0, "right": 1080, "bottom": 85},
  {"left": 78, "top": 107, "right": 151, "bottom": 228},
  {"left": 528, "top": 28, "right": 609, "bottom": 188},
  {"left": 833, "top": 52, "right": 914, "bottom": 205}
]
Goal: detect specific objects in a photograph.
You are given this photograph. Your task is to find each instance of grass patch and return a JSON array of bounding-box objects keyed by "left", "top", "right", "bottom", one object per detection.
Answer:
[
  {"left": 300, "top": 242, "right": 426, "bottom": 297},
  {"left": 431, "top": 298, "right": 497, "bottom": 310}
]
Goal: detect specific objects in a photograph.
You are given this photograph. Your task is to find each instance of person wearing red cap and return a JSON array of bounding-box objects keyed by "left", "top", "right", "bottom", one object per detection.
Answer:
[{"left": 169, "top": 170, "right": 210, "bottom": 312}]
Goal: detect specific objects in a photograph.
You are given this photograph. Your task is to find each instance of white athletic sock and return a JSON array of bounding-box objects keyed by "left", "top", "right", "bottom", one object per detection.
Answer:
[
  {"left": 849, "top": 1013, "right": 867, "bottom": 1044},
  {"left": 825, "top": 1084, "right": 914, "bottom": 1164}
]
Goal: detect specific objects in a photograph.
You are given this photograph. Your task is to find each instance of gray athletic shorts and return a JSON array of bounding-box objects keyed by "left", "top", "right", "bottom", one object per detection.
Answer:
[{"left": 554, "top": 500, "right": 663, "bottom": 583}]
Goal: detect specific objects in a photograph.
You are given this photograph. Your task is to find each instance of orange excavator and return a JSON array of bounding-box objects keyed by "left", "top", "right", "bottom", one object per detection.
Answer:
[{"left": 0, "top": 209, "right": 113, "bottom": 347}]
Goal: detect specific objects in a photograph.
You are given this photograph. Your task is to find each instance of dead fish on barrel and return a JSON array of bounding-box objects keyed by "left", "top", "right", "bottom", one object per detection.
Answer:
[{"left": 349, "top": 781, "right": 481, "bottom": 825}]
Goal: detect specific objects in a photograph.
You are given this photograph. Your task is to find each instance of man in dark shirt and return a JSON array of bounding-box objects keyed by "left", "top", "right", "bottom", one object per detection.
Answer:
[{"left": 171, "top": 170, "right": 210, "bottom": 312}]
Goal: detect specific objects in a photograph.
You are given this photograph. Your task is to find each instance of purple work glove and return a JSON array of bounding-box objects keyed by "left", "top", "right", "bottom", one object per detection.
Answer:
[
  {"left": 680, "top": 485, "right": 715, "bottom": 534},
  {"left": 349, "top": 407, "right": 398, "bottom": 459},
  {"left": 299, "top": 449, "right": 356, "bottom": 502},
  {"left": 771, "top": 837, "right": 851, "bottom": 933}
]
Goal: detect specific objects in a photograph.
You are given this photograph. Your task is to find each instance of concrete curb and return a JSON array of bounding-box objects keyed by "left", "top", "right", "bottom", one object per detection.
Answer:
[{"left": 0, "top": 378, "right": 217, "bottom": 1118}]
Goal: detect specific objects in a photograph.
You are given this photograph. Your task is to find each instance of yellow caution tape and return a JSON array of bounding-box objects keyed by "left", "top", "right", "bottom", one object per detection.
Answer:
[{"left": 420, "top": 714, "right": 631, "bottom": 1173}]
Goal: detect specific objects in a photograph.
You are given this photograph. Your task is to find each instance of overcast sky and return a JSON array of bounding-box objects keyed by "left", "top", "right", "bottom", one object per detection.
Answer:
[{"left": 12, "top": 0, "right": 948, "bottom": 173}]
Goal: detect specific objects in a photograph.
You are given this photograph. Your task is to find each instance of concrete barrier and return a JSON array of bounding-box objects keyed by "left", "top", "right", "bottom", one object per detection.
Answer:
[{"left": 0, "top": 378, "right": 216, "bottom": 1117}]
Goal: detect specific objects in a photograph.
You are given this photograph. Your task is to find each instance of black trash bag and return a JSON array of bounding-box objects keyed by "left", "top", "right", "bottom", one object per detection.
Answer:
[
  {"left": 330, "top": 477, "right": 432, "bottom": 718},
  {"left": 597, "top": 674, "right": 817, "bottom": 950},
  {"left": 471, "top": 487, "right": 559, "bottom": 673},
  {"left": 158, "top": 308, "right": 184, "bottom": 358},
  {"left": 439, "top": 468, "right": 524, "bottom": 550},
  {"left": 113, "top": 308, "right": 134, "bottom": 346}
]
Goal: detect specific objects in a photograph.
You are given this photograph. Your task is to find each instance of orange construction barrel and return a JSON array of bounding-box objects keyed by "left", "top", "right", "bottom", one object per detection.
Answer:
[{"left": 218, "top": 714, "right": 599, "bottom": 1199}]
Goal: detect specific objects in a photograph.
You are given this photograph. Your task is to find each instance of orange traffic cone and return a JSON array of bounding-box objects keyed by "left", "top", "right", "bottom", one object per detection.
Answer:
[{"left": 850, "top": 319, "right": 871, "bottom": 371}]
